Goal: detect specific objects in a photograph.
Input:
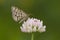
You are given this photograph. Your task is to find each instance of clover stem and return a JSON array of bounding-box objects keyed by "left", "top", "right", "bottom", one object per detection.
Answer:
[{"left": 31, "top": 33, "right": 34, "bottom": 40}]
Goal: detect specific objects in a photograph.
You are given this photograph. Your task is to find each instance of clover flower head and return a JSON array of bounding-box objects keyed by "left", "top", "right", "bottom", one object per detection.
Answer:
[{"left": 20, "top": 18, "right": 46, "bottom": 33}]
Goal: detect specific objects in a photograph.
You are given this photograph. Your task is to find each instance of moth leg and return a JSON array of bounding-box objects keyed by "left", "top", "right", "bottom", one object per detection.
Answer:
[{"left": 19, "top": 17, "right": 27, "bottom": 23}]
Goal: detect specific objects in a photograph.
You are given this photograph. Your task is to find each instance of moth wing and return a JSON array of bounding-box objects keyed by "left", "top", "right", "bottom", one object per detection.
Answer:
[
  {"left": 11, "top": 6, "right": 18, "bottom": 22},
  {"left": 11, "top": 6, "right": 28, "bottom": 23}
]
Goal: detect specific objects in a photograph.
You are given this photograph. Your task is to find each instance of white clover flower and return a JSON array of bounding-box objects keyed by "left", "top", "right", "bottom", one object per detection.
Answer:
[{"left": 20, "top": 18, "right": 46, "bottom": 33}]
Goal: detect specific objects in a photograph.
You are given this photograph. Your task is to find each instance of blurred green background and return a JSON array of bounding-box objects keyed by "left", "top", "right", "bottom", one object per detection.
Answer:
[{"left": 0, "top": 0, "right": 60, "bottom": 40}]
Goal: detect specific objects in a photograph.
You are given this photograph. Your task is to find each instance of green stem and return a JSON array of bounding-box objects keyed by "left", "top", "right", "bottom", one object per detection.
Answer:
[{"left": 31, "top": 33, "right": 34, "bottom": 40}]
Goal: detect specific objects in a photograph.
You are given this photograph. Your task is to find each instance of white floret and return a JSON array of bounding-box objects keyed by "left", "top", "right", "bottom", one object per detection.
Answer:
[{"left": 20, "top": 18, "right": 46, "bottom": 33}]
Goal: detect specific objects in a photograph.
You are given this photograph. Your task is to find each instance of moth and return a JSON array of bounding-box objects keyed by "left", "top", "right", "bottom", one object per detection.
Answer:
[{"left": 11, "top": 6, "right": 30, "bottom": 23}]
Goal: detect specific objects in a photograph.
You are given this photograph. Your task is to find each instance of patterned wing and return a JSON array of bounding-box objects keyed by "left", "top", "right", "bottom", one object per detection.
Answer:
[{"left": 11, "top": 6, "right": 28, "bottom": 23}]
